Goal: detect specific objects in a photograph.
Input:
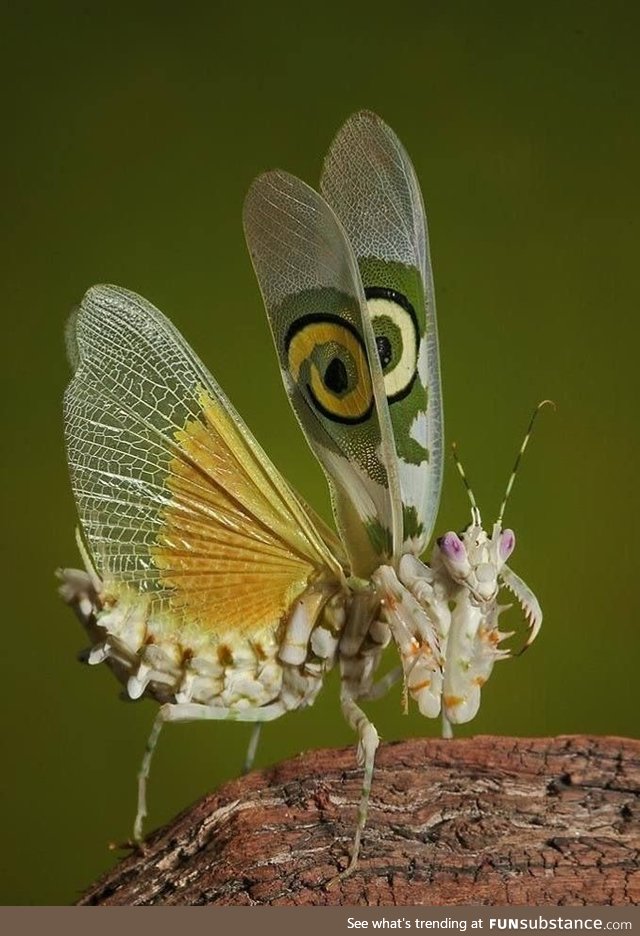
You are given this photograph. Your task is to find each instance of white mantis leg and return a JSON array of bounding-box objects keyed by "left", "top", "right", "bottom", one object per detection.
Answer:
[
  {"left": 135, "top": 711, "right": 164, "bottom": 843},
  {"left": 134, "top": 699, "right": 286, "bottom": 843},
  {"left": 332, "top": 588, "right": 387, "bottom": 877},
  {"left": 339, "top": 690, "right": 379, "bottom": 877},
  {"left": 242, "top": 724, "right": 262, "bottom": 775},
  {"left": 441, "top": 711, "right": 453, "bottom": 739}
]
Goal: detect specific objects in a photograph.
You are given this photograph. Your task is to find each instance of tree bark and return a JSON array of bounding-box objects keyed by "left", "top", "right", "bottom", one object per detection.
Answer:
[{"left": 78, "top": 735, "right": 639, "bottom": 906}]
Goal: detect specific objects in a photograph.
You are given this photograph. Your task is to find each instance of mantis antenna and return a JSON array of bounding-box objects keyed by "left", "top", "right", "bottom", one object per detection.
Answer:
[
  {"left": 497, "top": 400, "right": 555, "bottom": 526},
  {"left": 451, "top": 442, "right": 482, "bottom": 527}
]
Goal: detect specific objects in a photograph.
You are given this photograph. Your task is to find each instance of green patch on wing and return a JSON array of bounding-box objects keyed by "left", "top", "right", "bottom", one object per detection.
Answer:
[
  {"left": 402, "top": 505, "right": 425, "bottom": 544},
  {"left": 402, "top": 435, "right": 429, "bottom": 466},
  {"left": 364, "top": 519, "right": 394, "bottom": 559}
]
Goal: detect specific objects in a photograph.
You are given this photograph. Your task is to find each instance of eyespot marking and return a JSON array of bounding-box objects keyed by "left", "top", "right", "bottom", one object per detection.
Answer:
[
  {"left": 365, "top": 286, "right": 419, "bottom": 404},
  {"left": 285, "top": 313, "right": 374, "bottom": 425}
]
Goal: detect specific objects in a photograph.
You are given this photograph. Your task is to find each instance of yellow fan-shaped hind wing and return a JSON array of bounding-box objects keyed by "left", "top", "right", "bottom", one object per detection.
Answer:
[{"left": 64, "top": 285, "right": 346, "bottom": 639}]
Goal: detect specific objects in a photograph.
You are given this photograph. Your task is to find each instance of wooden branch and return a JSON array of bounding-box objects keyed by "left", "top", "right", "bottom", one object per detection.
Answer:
[{"left": 78, "top": 735, "right": 639, "bottom": 906}]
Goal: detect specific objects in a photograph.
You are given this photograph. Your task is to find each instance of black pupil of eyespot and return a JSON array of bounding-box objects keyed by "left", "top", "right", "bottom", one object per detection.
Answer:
[
  {"left": 376, "top": 335, "right": 392, "bottom": 370},
  {"left": 325, "top": 357, "right": 348, "bottom": 393}
]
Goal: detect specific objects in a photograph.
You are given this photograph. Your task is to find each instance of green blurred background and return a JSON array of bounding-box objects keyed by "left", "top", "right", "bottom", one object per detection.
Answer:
[{"left": 2, "top": 0, "right": 638, "bottom": 905}]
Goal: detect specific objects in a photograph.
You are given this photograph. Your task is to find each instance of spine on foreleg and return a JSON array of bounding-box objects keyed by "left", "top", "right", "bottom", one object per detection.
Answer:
[
  {"left": 372, "top": 566, "right": 443, "bottom": 718},
  {"left": 399, "top": 554, "right": 451, "bottom": 640}
]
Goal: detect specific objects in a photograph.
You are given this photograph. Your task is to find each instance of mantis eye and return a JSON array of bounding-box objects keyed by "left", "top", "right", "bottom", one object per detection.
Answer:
[
  {"left": 499, "top": 529, "right": 516, "bottom": 561},
  {"left": 438, "top": 532, "right": 466, "bottom": 562}
]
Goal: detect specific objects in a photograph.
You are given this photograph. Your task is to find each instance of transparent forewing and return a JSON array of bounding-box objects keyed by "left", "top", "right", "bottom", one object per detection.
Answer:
[
  {"left": 321, "top": 110, "right": 444, "bottom": 556},
  {"left": 243, "top": 171, "right": 402, "bottom": 577},
  {"left": 64, "top": 285, "right": 344, "bottom": 637}
]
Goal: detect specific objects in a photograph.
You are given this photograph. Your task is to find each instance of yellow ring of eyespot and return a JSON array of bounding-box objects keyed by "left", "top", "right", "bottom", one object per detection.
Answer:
[{"left": 287, "top": 319, "right": 373, "bottom": 422}]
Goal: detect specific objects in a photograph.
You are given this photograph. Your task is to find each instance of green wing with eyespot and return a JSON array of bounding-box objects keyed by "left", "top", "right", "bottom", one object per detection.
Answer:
[
  {"left": 321, "top": 110, "right": 443, "bottom": 556},
  {"left": 243, "top": 170, "right": 402, "bottom": 577}
]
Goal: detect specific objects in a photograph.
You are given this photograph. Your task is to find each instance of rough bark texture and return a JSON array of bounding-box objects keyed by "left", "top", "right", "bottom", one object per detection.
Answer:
[{"left": 79, "top": 735, "right": 639, "bottom": 906}]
